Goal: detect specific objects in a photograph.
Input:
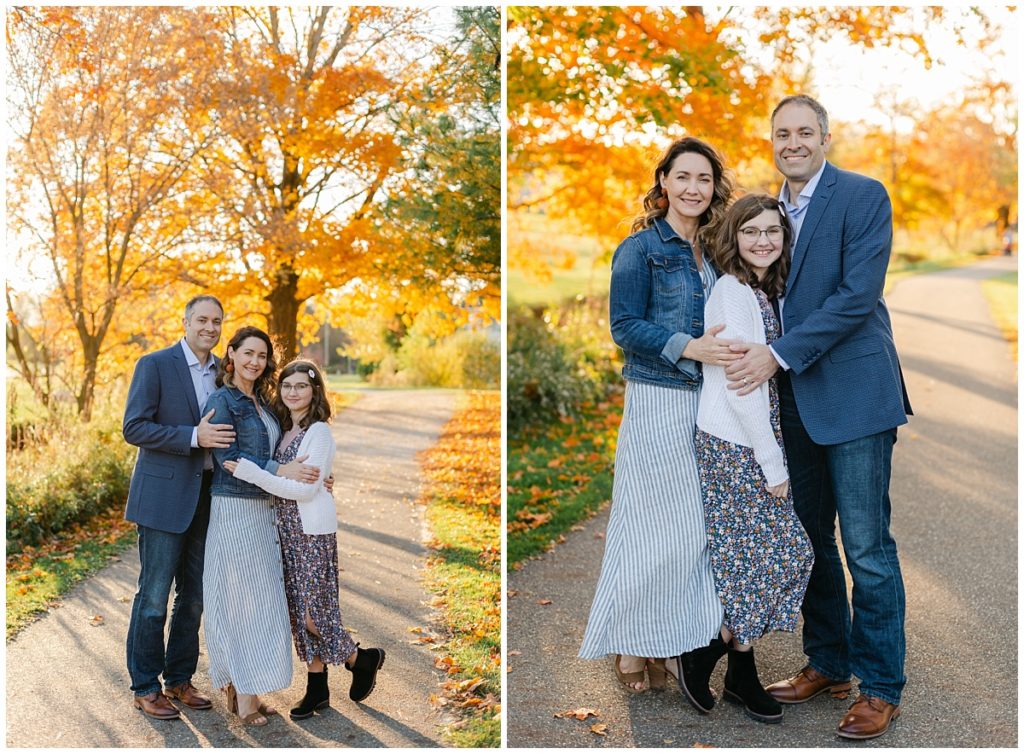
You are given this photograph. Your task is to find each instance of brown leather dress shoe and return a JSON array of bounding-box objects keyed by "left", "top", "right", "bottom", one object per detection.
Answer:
[
  {"left": 133, "top": 691, "right": 180, "bottom": 720},
  {"left": 164, "top": 681, "right": 213, "bottom": 710},
  {"left": 837, "top": 694, "right": 901, "bottom": 739},
  {"left": 765, "top": 665, "right": 852, "bottom": 704}
]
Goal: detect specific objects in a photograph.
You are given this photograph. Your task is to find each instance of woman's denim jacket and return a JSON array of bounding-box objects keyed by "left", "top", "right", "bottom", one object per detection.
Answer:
[
  {"left": 609, "top": 217, "right": 717, "bottom": 390},
  {"left": 205, "top": 384, "right": 281, "bottom": 498}
]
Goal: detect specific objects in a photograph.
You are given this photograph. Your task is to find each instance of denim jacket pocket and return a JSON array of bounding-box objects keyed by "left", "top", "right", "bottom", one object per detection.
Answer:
[{"left": 649, "top": 254, "right": 689, "bottom": 325}]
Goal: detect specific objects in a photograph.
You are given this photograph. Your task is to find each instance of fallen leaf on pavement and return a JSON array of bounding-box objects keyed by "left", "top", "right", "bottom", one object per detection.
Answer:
[
  {"left": 89, "top": 614, "right": 104, "bottom": 626},
  {"left": 554, "top": 707, "right": 600, "bottom": 720},
  {"left": 591, "top": 723, "right": 608, "bottom": 736},
  {"left": 538, "top": 599, "right": 552, "bottom": 605}
]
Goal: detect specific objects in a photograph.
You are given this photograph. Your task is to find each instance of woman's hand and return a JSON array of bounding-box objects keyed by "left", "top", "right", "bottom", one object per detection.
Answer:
[
  {"left": 222, "top": 460, "right": 238, "bottom": 474},
  {"left": 278, "top": 455, "right": 321, "bottom": 483},
  {"left": 766, "top": 480, "right": 789, "bottom": 499},
  {"left": 681, "top": 324, "right": 743, "bottom": 366}
]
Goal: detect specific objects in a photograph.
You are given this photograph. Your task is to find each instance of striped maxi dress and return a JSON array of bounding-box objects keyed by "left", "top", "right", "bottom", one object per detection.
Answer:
[
  {"left": 204, "top": 410, "right": 294, "bottom": 695},
  {"left": 579, "top": 260, "right": 723, "bottom": 660}
]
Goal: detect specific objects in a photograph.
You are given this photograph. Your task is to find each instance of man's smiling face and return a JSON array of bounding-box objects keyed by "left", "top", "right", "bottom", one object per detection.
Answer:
[{"left": 772, "top": 102, "right": 831, "bottom": 187}]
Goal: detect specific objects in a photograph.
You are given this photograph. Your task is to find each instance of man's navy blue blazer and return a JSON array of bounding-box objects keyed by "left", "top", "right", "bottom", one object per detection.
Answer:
[
  {"left": 774, "top": 161, "right": 913, "bottom": 445},
  {"left": 123, "top": 342, "right": 219, "bottom": 533}
]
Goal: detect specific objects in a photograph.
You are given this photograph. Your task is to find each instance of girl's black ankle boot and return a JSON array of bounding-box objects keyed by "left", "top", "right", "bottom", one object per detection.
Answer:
[
  {"left": 290, "top": 668, "right": 330, "bottom": 720},
  {"left": 347, "top": 646, "right": 386, "bottom": 702},
  {"left": 676, "top": 635, "right": 729, "bottom": 713},
  {"left": 723, "top": 647, "right": 783, "bottom": 724}
]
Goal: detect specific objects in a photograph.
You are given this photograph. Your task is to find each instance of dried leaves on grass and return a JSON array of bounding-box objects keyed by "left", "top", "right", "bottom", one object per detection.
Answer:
[{"left": 418, "top": 391, "right": 500, "bottom": 747}]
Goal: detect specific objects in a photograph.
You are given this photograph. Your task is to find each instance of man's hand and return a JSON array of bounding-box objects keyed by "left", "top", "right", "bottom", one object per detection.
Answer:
[
  {"left": 724, "top": 343, "right": 780, "bottom": 396},
  {"left": 197, "top": 409, "right": 236, "bottom": 448},
  {"left": 278, "top": 454, "right": 321, "bottom": 483},
  {"left": 324, "top": 474, "right": 335, "bottom": 495},
  {"left": 681, "top": 324, "right": 743, "bottom": 366}
]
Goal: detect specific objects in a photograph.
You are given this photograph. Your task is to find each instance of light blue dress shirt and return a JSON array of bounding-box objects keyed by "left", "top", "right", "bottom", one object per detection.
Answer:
[
  {"left": 181, "top": 338, "right": 218, "bottom": 469},
  {"left": 770, "top": 160, "right": 829, "bottom": 370}
]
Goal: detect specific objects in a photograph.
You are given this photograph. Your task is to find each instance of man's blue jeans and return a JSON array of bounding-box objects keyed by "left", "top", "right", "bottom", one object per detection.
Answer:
[
  {"left": 126, "top": 476, "right": 211, "bottom": 697},
  {"left": 779, "top": 373, "right": 907, "bottom": 706}
]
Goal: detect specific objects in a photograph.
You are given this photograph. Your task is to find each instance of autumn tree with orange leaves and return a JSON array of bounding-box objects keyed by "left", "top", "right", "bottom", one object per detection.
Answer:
[
  {"left": 507, "top": 6, "right": 1016, "bottom": 279},
  {"left": 7, "top": 6, "right": 500, "bottom": 418},
  {"left": 7, "top": 7, "right": 222, "bottom": 419}
]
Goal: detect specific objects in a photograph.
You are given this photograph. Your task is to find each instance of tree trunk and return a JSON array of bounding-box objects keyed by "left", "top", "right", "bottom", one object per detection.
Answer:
[
  {"left": 77, "top": 344, "right": 99, "bottom": 422},
  {"left": 265, "top": 264, "right": 302, "bottom": 363}
]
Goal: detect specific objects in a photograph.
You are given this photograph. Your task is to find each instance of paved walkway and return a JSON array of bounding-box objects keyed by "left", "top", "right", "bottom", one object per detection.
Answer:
[
  {"left": 507, "top": 256, "right": 1018, "bottom": 747},
  {"left": 5, "top": 388, "right": 458, "bottom": 748}
]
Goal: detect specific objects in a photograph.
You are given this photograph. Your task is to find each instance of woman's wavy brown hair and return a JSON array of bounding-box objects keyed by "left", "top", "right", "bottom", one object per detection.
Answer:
[
  {"left": 216, "top": 326, "right": 278, "bottom": 405},
  {"left": 272, "top": 360, "right": 332, "bottom": 432},
  {"left": 630, "top": 136, "right": 734, "bottom": 249},
  {"left": 711, "top": 193, "right": 793, "bottom": 299}
]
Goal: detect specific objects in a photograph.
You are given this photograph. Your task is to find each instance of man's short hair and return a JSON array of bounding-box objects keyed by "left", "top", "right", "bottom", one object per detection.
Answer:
[
  {"left": 772, "top": 94, "right": 830, "bottom": 139},
  {"left": 184, "top": 294, "right": 224, "bottom": 321}
]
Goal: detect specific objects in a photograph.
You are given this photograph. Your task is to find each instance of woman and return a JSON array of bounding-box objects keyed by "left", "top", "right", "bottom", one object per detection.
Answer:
[
  {"left": 578, "top": 137, "right": 740, "bottom": 696},
  {"left": 223, "top": 360, "right": 385, "bottom": 718},
  {"left": 204, "top": 326, "right": 293, "bottom": 726},
  {"left": 694, "top": 194, "right": 814, "bottom": 722}
]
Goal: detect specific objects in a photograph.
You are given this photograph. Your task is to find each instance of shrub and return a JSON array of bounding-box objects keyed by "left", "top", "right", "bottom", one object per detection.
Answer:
[
  {"left": 367, "top": 327, "right": 499, "bottom": 389},
  {"left": 509, "top": 306, "right": 605, "bottom": 434},
  {"left": 451, "top": 330, "right": 500, "bottom": 389},
  {"left": 6, "top": 404, "right": 135, "bottom": 555}
]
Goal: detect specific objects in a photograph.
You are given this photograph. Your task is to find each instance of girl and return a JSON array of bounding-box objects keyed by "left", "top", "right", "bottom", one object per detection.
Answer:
[{"left": 694, "top": 193, "right": 814, "bottom": 723}]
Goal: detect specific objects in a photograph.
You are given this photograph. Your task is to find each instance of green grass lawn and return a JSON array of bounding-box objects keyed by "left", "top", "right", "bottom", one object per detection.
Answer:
[
  {"left": 981, "top": 270, "right": 1018, "bottom": 362},
  {"left": 508, "top": 213, "right": 613, "bottom": 307},
  {"left": 418, "top": 391, "right": 500, "bottom": 747},
  {"left": 507, "top": 391, "right": 622, "bottom": 565},
  {"left": 6, "top": 508, "right": 137, "bottom": 639}
]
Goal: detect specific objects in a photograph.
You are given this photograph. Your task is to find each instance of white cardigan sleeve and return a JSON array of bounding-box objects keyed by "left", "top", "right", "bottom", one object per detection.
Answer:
[
  {"left": 708, "top": 279, "right": 788, "bottom": 486},
  {"left": 231, "top": 422, "right": 333, "bottom": 502}
]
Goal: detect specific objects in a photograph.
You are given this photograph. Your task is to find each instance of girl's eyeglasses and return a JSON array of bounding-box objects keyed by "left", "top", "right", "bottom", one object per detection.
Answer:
[{"left": 739, "top": 226, "right": 784, "bottom": 241}]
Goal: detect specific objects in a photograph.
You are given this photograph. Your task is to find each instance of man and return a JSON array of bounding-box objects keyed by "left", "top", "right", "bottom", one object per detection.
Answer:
[
  {"left": 123, "top": 295, "right": 232, "bottom": 719},
  {"left": 726, "top": 94, "right": 912, "bottom": 740},
  {"left": 124, "top": 295, "right": 322, "bottom": 719}
]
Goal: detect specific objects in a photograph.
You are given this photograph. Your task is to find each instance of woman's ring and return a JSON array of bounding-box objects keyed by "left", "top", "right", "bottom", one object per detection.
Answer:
[{"left": 744, "top": 378, "right": 751, "bottom": 385}]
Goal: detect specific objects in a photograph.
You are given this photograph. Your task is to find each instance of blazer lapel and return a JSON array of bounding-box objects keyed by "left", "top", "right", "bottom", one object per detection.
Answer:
[
  {"left": 170, "top": 345, "right": 202, "bottom": 423},
  {"left": 786, "top": 162, "right": 838, "bottom": 295}
]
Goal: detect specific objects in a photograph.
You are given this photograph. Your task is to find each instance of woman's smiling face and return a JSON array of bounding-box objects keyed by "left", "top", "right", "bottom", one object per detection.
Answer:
[{"left": 659, "top": 151, "right": 714, "bottom": 224}]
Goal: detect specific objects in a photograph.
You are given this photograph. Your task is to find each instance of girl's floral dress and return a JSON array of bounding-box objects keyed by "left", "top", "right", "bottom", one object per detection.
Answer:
[
  {"left": 274, "top": 428, "right": 357, "bottom": 665},
  {"left": 695, "top": 289, "right": 814, "bottom": 645}
]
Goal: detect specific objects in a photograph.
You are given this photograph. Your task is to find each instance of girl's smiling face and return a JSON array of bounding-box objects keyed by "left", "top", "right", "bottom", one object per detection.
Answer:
[{"left": 737, "top": 209, "right": 785, "bottom": 280}]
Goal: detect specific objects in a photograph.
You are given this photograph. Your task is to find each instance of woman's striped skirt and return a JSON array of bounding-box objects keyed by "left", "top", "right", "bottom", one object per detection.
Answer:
[
  {"left": 579, "top": 380, "right": 723, "bottom": 659},
  {"left": 203, "top": 494, "right": 293, "bottom": 695}
]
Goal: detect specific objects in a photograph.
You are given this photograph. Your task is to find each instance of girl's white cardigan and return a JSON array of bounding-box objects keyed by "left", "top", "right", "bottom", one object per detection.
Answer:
[
  {"left": 232, "top": 421, "right": 338, "bottom": 535},
  {"left": 697, "top": 274, "right": 788, "bottom": 486}
]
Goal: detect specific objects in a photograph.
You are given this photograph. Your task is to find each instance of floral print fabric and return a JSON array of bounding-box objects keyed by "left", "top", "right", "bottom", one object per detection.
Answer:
[
  {"left": 696, "top": 289, "right": 814, "bottom": 645},
  {"left": 274, "top": 429, "right": 357, "bottom": 666}
]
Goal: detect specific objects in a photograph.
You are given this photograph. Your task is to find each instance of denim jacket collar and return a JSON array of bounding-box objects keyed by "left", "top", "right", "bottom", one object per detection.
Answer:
[
  {"left": 221, "top": 383, "right": 269, "bottom": 408},
  {"left": 653, "top": 216, "right": 701, "bottom": 253}
]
